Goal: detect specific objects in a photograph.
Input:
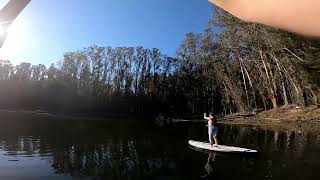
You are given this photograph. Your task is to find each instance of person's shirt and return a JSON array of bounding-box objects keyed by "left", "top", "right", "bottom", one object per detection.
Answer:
[
  {"left": 208, "top": 119, "right": 213, "bottom": 127},
  {"left": 208, "top": 118, "right": 217, "bottom": 129},
  {"left": 209, "top": 116, "right": 217, "bottom": 126}
]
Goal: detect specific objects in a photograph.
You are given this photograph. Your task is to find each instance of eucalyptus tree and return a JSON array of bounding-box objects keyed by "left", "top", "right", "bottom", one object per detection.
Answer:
[
  {"left": 15, "top": 62, "right": 32, "bottom": 81},
  {"left": 0, "top": 60, "right": 13, "bottom": 80},
  {"left": 150, "top": 48, "right": 161, "bottom": 96},
  {"left": 31, "top": 64, "right": 47, "bottom": 82},
  {"left": 209, "top": 7, "right": 320, "bottom": 110}
]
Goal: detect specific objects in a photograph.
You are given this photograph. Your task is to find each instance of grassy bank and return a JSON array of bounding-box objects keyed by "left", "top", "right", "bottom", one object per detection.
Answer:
[
  {"left": 255, "top": 106, "right": 320, "bottom": 122},
  {"left": 219, "top": 106, "right": 320, "bottom": 132}
]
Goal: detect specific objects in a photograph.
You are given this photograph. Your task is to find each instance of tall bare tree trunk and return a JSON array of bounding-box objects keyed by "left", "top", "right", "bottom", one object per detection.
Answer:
[
  {"left": 260, "top": 51, "right": 278, "bottom": 109},
  {"left": 267, "top": 60, "right": 278, "bottom": 108},
  {"left": 240, "top": 61, "right": 249, "bottom": 110},
  {"left": 271, "top": 54, "right": 289, "bottom": 106},
  {"left": 309, "top": 88, "right": 318, "bottom": 105}
]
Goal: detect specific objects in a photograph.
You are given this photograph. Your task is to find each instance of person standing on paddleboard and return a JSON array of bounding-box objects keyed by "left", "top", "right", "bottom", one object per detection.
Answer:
[{"left": 204, "top": 112, "right": 218, "bottom": 147}]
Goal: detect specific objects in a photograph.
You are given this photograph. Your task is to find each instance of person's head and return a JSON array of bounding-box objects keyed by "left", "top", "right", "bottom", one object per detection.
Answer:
[{"left": 209, "top": 112, "right": 214, "bottom": 117}]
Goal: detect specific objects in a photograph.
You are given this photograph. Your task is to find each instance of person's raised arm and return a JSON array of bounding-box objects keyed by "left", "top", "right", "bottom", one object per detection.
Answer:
[
  {"left": 204, "top": 113, "right": 210, "bottom": 121},
  {"left": 208, "top": 0, "right": 320, "bottom": 37}
]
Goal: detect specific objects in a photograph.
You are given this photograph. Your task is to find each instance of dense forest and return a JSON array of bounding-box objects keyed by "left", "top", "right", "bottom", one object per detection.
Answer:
[{"left": 0, "top": 8, "right": 319, "bottom": 117}]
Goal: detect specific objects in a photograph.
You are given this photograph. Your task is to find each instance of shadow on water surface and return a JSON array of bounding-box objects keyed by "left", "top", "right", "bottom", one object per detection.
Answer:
[{"left": 0, "top": 114, "right": 319, "bottom": 179}]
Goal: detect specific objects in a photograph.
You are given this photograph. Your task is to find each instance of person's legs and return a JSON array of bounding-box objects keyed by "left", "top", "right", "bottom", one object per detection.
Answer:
[
  {"left": 213, "top": 136, "right": 219, "bottom": 146},
  {"left": 213, "top": 126, "right": 219, "bottom": 146},
  {"left": 208, "top": 133, "right": 213, "bottom": 145}
]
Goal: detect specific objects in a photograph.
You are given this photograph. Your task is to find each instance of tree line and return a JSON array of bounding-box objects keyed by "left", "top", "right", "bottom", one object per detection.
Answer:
[
  {"left": 0, "top": 7, "right": 319, "bottom": 116},
  {"left": 175, "top": 8, "right": 320, "bottom": 115},
  {"left": 0, "top": 46, "right": 180, "bottom": 115}
]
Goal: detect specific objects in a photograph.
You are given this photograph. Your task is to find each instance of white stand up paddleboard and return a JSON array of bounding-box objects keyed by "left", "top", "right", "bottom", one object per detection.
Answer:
[{"left": 188, "top": 140, "right": 258, "bottom": 153}]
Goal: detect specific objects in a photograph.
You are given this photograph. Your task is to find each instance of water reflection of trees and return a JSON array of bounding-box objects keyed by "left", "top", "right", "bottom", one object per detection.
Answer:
[
  {"left": 0, "top": 121, "right": 319, "bottom": 179},
  {"left": 170, "top": 123, "right": 320, "bottom": 179},
  {"left": 219, "top": 124, "right": 318, "bottom": 153},
  {"left": 217, "top": 124, "right": 320, "bottom": 179},
  {"left": 50, "top": 139, "right": 177, "bottom": 179},
  {"left": 0, "top": 127, "right": 177, "bottom": 179}
]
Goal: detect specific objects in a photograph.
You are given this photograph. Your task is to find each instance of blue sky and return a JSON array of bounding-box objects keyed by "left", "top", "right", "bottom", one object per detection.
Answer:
[{"left": 0, "top": 0, "right": 213, "bottom": 65}]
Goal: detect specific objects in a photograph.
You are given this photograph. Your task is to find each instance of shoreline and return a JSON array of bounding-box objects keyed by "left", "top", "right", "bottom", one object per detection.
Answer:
[
  {"left": 219, "top": 119, "right": 320, "bottom": 132},
  {"left": 168, "top": 107, "right": 320, "bottom": 132},
  {"left": 1, "top": 107, "right": 320, "bottom": 132},
  {"left": 0, "top": 109, "right": 151, "bottom": 122}
]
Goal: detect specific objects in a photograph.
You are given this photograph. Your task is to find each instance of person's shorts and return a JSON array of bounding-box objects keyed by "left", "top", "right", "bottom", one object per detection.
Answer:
[{"left": 208, "top": 126, "right": 218, "bottom": 137}]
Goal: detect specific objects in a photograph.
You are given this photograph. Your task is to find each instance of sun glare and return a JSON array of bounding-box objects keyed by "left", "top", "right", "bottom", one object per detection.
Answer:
[{"left": 0, "top": 18, "right": 29, "bottom": 61}]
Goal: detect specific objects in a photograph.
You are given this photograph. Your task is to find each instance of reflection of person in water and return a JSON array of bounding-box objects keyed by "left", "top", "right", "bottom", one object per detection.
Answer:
[{"left": 201, "top": 153, "right": 216, "bottom": 179}]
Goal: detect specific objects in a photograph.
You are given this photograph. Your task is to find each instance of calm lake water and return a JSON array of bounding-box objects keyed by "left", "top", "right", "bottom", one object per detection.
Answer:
[{"left": 0, "top": 113, "right": 319, "bottom": 180}]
